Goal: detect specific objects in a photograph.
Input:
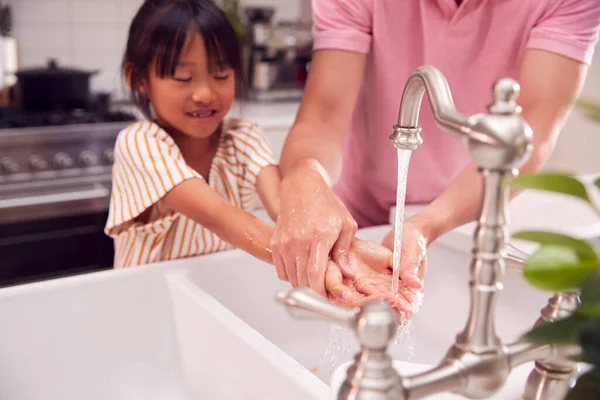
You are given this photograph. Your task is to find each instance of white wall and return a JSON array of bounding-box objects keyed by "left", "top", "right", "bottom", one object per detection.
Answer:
[{"left": 5, "top": 0, "right": 304, "bottom": 95}]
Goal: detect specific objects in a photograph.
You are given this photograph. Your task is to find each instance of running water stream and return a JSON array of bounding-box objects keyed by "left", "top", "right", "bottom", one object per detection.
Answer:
[{"left": 391, "top": 149, "right": 413, "bottom": 295}]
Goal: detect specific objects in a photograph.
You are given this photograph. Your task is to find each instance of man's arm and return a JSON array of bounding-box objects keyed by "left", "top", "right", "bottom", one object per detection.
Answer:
[
  {"left": 279, "top": 49, "right": 367, "bottom": 184},
  {"left": 410, "top": 49, "right": 590, "bottom": 242},
  {"left": 271, "top": 48, "right": 368, "bottom": 295}
]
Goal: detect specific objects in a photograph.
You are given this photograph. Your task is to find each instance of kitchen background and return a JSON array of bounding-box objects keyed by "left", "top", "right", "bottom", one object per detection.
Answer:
[
  {"left": 2, "top": 0, "right": 598, "bottom": 172},
  {"left": 0, "top": 0, "right": 598, "bottom": 288},
  {"left": 1, "top": 0, "right": 598, "bottom": 172}
]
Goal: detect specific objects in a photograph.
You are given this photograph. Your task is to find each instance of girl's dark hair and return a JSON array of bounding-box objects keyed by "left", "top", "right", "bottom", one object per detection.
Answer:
[{"left": 123, "top": 0, "right": 246, "bottom": 119}]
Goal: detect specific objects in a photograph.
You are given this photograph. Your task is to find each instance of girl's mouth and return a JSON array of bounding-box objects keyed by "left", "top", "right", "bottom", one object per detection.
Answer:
[{"left": 187, "top": 110, "right": 217, "bottom": 121}]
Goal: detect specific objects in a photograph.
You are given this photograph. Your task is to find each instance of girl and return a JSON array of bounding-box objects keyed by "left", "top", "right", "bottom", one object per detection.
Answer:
[{"left": 105, "top": 0, "right": 415, "bottom": 313}]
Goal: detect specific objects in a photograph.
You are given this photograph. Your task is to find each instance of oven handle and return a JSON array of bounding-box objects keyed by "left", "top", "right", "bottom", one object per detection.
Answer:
[{"left": 0, "top": 187, "right": 110, "bottom": 210}]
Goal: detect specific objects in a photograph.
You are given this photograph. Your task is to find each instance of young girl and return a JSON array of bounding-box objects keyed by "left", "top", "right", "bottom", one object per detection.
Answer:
[{"left": 105, "top": 0, "right": 414, "bottom": 313}]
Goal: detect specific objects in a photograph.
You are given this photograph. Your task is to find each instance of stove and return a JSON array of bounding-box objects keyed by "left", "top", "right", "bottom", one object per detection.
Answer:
[
  {"left": 0, "top": 107, "right": 136, "bottom": 129},
  {"left": 0, "top": 109, "right": 137, "bottom": 287}
]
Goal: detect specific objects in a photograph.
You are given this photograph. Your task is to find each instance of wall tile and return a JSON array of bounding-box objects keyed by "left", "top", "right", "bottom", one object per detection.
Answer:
[
  {"left": 71, "top": 1, "right": 118, "bottom": 25},
  {"left": 116, "top": 1, "right": 144, "bottom": 24},
  {"left": 18, "top": 47, "right": 72, "bottom": 69},
  {"left": 14, "top": 24, "right": 70, "bottom": 51},
  {"left": 11, "top": 0, "right": 70, "bottom": 25},
  {"left": 71, "top": 24, "right": 121, "bottom": 52}
]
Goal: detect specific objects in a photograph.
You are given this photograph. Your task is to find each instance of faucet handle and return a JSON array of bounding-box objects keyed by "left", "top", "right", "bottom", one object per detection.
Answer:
[
  {"left": 489, "top": 78, "right": 522, "bottom": 115},
  {"left": 275, "top": 288, "right": 360, "bottom": 326},
  {"left": 276, "top": 288, "right": 399, "bottom": 348}
]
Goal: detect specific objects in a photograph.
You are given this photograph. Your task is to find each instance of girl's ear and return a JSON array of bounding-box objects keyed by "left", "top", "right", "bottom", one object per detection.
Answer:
[{"left": 123, "top": 62, "right": 148, "bottom": 95}]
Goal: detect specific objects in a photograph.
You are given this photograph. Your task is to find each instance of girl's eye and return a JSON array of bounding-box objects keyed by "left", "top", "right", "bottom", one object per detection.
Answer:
[
  {"left": 173, "top": 77, "right": 192, "bottom": 83},
  {"left": 214, "top": 73, "right": 232, "bottom": 81}
]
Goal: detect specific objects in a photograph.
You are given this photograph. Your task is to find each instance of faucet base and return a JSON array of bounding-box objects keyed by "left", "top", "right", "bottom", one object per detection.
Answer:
[
  {"left": 522, "top": 362, "right": 577, "bottom": 400},
  {"left": 338, "top": 350, "right": 405, "bottom": 400}
]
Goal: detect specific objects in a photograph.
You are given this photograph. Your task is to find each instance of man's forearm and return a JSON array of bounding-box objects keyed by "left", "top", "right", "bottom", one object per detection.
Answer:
[{"left": 279, "top": 120, "right": 346, "bottom": 186}]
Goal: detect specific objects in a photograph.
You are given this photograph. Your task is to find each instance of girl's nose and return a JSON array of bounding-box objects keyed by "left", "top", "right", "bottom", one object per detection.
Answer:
[{"left": 191, "top": 81, "right": 215, "bottom": 104}]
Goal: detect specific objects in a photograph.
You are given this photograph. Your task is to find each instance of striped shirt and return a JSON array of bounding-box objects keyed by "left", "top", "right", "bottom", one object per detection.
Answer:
[{"left": 104, "top": 118, "right": 276, "bottom": 268}]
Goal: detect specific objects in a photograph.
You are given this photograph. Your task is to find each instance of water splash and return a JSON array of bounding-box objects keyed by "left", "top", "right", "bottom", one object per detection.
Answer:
[
  {"left": 317, "top": 317, "right": 419, "bottom": 381},
  {"left": 392, "top": 149, "right": 413, "bottom": 294},
  {"left": 318, "top": 323, "right": 355, "bottom": 380},
  {"left": 393, "top": 320, "right": 416, "bottom": 362}
]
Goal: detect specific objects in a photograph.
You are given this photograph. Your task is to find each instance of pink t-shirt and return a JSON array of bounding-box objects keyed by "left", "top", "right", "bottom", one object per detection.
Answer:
[{"left": 313, "top": 0, "right": 600, "bottom": 227}]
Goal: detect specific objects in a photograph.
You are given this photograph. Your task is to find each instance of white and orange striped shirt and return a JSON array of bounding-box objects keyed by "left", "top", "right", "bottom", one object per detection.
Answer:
[{"left": 104, "top": 118, "right": 276, "bottom": 268}]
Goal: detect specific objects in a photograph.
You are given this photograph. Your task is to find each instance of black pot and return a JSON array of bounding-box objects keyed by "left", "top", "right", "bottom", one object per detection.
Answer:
[
  {"left": 15, "top": 59, "right": 98, "bottom": 111},
  {"left": 244, "top": 6, "right": 275, "bottom": 23}
]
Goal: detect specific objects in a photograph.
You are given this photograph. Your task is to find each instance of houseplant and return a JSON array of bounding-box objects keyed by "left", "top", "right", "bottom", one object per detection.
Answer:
[{"left": 507, "top": 100, "right": 600, "bottom": 398}]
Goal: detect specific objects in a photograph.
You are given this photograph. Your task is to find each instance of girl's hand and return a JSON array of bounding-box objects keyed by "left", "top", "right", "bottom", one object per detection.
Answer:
[
  {"left": 381, "top": 219, "right": 427, "bottom": 290},
  {"left": 324, "top": 240, "right": 417, "bottom": 319}
]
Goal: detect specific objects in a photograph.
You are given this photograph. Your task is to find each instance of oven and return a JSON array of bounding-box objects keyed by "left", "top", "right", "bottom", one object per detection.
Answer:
[
  {"left": 0, "top": 210, "right": 114, "bottom": 288},
  {"left": 0, "top": 115, "right": 134, "bottom": 288}
]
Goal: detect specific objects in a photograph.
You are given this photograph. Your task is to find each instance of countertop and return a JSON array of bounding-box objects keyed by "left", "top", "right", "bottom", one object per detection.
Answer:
[{"left": 227, "top": 100, "right": 300, "bottom": 129}]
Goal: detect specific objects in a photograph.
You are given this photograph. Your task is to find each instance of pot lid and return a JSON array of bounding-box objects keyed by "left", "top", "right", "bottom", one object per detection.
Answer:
[{"left": 16, "top": 59, "right": 98, "bottom": 77}]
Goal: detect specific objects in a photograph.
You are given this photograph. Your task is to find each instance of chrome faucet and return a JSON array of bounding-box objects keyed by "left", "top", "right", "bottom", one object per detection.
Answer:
[{"left": 275, "top": 65, "right": 581, "bottom": 399}]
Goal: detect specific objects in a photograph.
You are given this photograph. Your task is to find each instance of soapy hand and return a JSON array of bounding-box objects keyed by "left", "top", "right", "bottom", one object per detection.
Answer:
[
  {"left": 324, "top": 239, "right": 417, "bottom": 319},
  {"left": 271, "top": 165, "right": 357, "bottom": 298},
  {"left": 382, "top": 219, "right": 427, "bottom": 290}
]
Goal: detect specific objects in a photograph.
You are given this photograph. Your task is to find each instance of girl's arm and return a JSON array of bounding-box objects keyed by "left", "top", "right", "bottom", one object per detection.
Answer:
[
  {"left": 163, "top": 177, "right": 274, "bottom": 264},
  {"left": 256, "top": 165, "right": 281, "bottom": 222},
  {"left": 163, "top": 176, "right": 413, "bottom": 314}
]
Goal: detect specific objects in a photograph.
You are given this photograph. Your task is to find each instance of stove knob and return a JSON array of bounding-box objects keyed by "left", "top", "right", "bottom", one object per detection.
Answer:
[
  {"left": 29, "top": 155, "right": 49, "bottom": 172},
  {"left": 79, "top": 150, "right": 99, "bottom": 167},
  {"left": 104, "top": 149, "right": 115, "bottom": 164},
  {"left": 53, "top": 152, "right": 74, "bottom": 169},
  {"left": 0, "top": 157, "right": 19, "bottom": 174}
]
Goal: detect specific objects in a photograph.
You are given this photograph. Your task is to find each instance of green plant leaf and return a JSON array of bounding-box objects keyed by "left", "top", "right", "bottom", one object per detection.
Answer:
[
  {"left": 579, "top": 270, "right": 600, "bottom": 317},
  {"left": 523, "top": 245, "right": 599, "bottom": 292},
  {"left": 513, "top": 231, "right": 599, "bottom": 261},
  {"left": 507, "top": 172, "right": 590, "bottom": 203},
  {"left": 595, "top": 176, "right": 600, "bottom": 192},
  {"left": 565, "top": 368, "right": 600, "bottom": 400},
  {"left": 576, "top": 100, "right": 600, "bottom": 125},
  {"left": 523, "top": 314, "right": 589, "bottom": 345}
]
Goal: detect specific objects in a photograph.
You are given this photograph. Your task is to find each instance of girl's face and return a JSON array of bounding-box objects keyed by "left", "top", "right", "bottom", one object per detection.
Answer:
[{"left": 144, "top": 33, "right": 235, "bottom": 139}]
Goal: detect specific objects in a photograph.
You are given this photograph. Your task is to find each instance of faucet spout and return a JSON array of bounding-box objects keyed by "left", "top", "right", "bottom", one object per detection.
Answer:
[
  {"left": 390, "top": 65, "right": 532, "bottom": 172},
  {"left": 391, "top": 65, "right": 471, "bottom": 149}
]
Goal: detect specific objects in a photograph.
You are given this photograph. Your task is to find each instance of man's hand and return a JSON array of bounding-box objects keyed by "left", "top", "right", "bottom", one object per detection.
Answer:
[
  {"left": 273, "top": 49, "right": 368, "bottom": 297},
  {"left": 270, "top": 164, "right": 357, "bottom": 298}
]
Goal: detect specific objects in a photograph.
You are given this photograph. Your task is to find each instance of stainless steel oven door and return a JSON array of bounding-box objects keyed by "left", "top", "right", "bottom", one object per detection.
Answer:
[{"left": 0, "top": 183, "right": 114, "bottom": 287}]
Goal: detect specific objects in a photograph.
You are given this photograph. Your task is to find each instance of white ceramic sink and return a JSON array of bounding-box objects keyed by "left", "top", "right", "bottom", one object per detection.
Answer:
[
  {"left": 0, "top": 266, "right": 328, "bottom": 400},
  {"left": 2, "top": 186, "right": 590, "bottom": 399}
]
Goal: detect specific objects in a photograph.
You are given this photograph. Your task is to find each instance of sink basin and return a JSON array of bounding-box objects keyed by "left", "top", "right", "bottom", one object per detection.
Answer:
[
  {"left": 185, "top": 225, "right": 552, "bottom": 390},
  {"left": 0, "top": 266, "right": 328, "bottom": 400},
  {"left": 0, "top": 216, "right": 564, "bottom": 399}
]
